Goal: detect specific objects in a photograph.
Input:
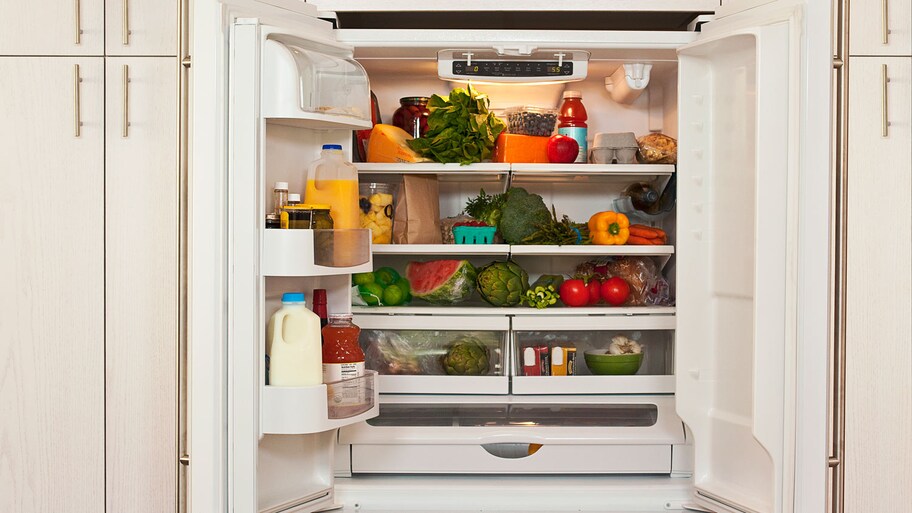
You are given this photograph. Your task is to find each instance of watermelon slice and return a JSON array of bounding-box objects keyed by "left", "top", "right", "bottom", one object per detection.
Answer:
[{"left": 406, "top": 260, "right": 477, "bottom": 305}]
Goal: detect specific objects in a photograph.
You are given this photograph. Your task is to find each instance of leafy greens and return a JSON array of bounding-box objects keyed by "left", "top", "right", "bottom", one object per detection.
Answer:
[{"left": 407, "top": 84, "right": 506, "bottom": 165}]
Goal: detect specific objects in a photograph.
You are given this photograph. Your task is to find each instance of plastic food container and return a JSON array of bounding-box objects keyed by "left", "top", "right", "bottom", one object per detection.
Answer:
[
  {"left": 590, "top": 132, "right": 639, "bottom": 164},
  {"left": 359, "top": 182, "right": 396, "bottom": 244},
  {"left": 453, "top": 225, "right": 497, "bottom": 244},
  {"left": 503, "top": 106, "right": 558, "bottom": 137}
]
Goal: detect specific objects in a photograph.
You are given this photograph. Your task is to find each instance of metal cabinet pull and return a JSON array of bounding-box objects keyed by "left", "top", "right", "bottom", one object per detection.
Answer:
[
  {"left": 122, "top": 0, "right": 130, "bottom": 45},
  {"left": 75, "top": 0, "right": 81, "bottom": 44},
  {"left": 122, "top": 65, "right": 130, "bottom": 137},
  {"left": 882, "top": 64, "right": 890, "bottom": 137},
  {"left": 74, "top": 64, "right": 82, "bottom": 137},
  {"left": 882, "top": 0, "right": 889, "bottom": 44}
]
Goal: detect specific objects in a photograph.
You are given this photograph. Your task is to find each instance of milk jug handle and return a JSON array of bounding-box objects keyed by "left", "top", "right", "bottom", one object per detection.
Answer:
[{"left": 271, "top": 310, "right": 289, "bottom": 345}]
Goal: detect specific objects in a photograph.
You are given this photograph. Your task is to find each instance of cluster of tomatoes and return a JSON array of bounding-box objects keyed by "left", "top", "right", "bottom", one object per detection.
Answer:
[{"left": 558, "top": 277, "right": 630, "bottom": 307}]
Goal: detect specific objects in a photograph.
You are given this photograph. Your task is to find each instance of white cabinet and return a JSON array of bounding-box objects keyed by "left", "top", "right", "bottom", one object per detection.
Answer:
[
  {"left": 0, "top": 0, "right": 105, "bottom": 55},
  {"left": 105, "top": 0, "right": 179, "bottom": 56},
  {"left": 0, "top": 57, "right": 105, "bottom": 512},
  {"left": 845, "top": 56, "right": 912, "bottom": 512},
  {"left": 850, "top": 0, "right": 911, "bottom": 56},
  {"left": 104, "top": 57, "right": 179, "bottom": 513}
]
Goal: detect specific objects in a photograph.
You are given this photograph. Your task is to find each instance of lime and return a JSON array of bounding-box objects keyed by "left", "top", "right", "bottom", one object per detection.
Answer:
[
  {"left": 393, "top": 277, "right": 411, "bottom": 302},
  {"left": 358, "top": 282, "right": 385, "bottom": 306},
  {"left": 374, "top": 267, "right": 401, "bottom": 287},
  {"left": 352, "top": 272, "right": 375, "bottom": 286},
  {"left": 382, "top": 283, "right": 406, "bottom": 306}
]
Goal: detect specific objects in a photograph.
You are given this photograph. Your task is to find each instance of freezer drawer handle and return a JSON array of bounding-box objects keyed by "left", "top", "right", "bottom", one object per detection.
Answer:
[
  {"left": 481, "top": 443, "right": 543, "bottom": 459},
  {"left": 882, "top": 0, "right": 890, "bottom": 44},
  {"left": 882, "top": 64, "right": 891, "bottom": 137}
]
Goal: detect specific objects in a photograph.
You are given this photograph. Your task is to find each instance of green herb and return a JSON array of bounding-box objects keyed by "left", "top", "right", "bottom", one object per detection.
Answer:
[
  {"left": 521, "top": 285, "right": 559, "bottom": 309},
  {"left": 521, "top": 205, "right": 590, "bottom": 245},
  {"left": 407, "top": 84, "right": 506, "bottom": 165},
  {"left": 464, "top": 189, "right": 506, "bottom": 228}
]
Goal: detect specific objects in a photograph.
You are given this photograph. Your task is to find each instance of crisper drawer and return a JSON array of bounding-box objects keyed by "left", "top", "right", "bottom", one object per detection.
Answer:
[
  {"left": 511, "top": 315, "right": 676, "bottom": 395},
  {"left": 354, "top": 315, "right": 510, "bottom": 394},
  {"left": 339, "top": 396, "right": 685, "bottom": 475}
]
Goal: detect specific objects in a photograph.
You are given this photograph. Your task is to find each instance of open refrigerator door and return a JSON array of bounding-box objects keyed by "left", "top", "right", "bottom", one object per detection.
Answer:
[
  {"left": 227, "top": 14, "right": 379, "bottom": 513},
  {"left": 675, "top": 1, "right": 830, "bottom": 512}
]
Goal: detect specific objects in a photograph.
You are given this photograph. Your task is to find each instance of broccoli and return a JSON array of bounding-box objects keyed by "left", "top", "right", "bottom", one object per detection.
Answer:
[{"left": 499, "top": 187, "right": 551, "bottom": 244}]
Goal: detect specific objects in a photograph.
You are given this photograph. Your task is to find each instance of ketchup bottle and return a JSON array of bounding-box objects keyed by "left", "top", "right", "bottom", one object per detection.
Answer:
[{"left": 557, "top": 90, "right": 588, "bottom": 163}]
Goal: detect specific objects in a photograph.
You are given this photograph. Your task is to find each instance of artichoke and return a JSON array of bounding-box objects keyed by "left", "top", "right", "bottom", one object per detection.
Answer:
[
  {"left": 442, "top": 337, "right": 490, "bottom": 376},
  {"left": 476, "top": 260, "right": 530, "bottom": 307}
]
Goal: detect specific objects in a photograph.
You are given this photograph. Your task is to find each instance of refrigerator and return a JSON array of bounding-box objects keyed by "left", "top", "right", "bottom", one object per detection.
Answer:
[{"left": 189, "top": 0, "right": 832, "bottom": 511}]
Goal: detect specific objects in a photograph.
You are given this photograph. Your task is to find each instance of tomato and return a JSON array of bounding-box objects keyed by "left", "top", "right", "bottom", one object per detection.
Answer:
[
  {"left": 546, "top": 135, "right": 580, "bottom": 164},
  {"left": 559, "top": 279, "right": 589, "bottom": 307},
  {"left": 600, "top": 277, "right": 630, "bottom": 306},
  {"left": 587, "top": 279, "right": 601, "bottom": 305}
]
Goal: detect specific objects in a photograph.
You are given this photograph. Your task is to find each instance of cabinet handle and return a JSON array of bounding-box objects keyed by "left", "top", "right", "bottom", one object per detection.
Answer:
[
  {"left": 882, "top": 0, "right": 889, "bottom": 44},
  {"left": 74, "top": 0, "right": 81, "bottom": 44},
  {"left": 122, "top": 65, "right": 130, "bottom": 138},
  {"left": 74, "top": 64, "right": 82, "bottom": 137},
  {"left": 882, "top": 64, "right": 890, "bottom": 137},
  {"left": 122, "top": 0, "right": 130, "bottom": 45}
]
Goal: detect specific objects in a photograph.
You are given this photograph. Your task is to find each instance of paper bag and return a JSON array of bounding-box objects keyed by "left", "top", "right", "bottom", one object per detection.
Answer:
[{"left": 393, "top": 175, "right": 442, "bottom": 244}]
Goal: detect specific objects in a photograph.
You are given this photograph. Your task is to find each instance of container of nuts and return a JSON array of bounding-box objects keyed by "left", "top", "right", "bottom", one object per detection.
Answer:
[{"left": 503, "top": 106, "right": 558, "bottom": 137}]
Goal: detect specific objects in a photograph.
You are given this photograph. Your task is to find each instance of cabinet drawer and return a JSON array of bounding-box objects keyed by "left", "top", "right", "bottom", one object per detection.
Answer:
[
  {"left": 351, "top": 443, "right": 672, "bottom": 474},
  {"left": 511, "top": 315, "right": 675, "bottom": 395},
  {"left": 355, "top": 315, "right": 510, "bottom": 394}
]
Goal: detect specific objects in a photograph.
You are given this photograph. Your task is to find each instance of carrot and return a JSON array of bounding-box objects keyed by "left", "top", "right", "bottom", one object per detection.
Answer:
[
  {"left": 627, "top": 235, "right": 655, "bottom": 245},
  {"left": 629, "top": 225, "right": 665, "bottom": 239}
]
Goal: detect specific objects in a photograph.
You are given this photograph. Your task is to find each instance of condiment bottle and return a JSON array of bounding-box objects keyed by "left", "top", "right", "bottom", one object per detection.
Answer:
[
  {"left": 304, "top": 144, "right": 359, "bottom": 230},
  {"left": 265, "top": 292, "right": 322, "bottom": 386},
  {"left": 273, "top": 182, "right": 289, "bottom": 216},
  {"left": 312, "top": 289, "right": 328, "bottom": 332},
  {"left": 557, "top": 91, "right": 588, "bottom": 163},
  {"left": 321, "top": 314, "right": 364, "bottom": 384}
]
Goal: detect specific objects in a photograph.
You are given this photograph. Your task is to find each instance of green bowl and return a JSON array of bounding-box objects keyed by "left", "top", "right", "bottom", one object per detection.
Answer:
[{"left": 584, "top": 350, "right": 643, "bottom": 375}]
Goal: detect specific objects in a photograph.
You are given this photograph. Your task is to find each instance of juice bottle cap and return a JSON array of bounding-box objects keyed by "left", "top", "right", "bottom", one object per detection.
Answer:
[
  {"left": 322, "top": 144, "right": 343, "bottom": 150},
  {"left": 562, "top": 90, "right": 582, "bottom": 99},
  {"left": 274, "top": 181, "right": 289, "bottom": 190},
  {"left": 281, "top": 292, "right": 306, "bottom": 304}
]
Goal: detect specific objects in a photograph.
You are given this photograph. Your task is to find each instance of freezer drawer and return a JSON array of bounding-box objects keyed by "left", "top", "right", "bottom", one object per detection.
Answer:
[
  {"left": 355, "top": 315, "right": 510, "bottom": 394},
  {"left": 350, "top": 443, "right": 673, "bottom": 474}
]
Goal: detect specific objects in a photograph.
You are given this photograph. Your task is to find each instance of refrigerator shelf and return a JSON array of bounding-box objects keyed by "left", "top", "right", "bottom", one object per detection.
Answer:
[
  {"left": 511, "top": 375, "right": 675, "bottom": 395},
  {"left": 372, "top": 243, "right": 673, "bottom": 257},
  {"left": 260, "top": 371, "right": 380, "bottom": 435},
  {"left": 356, "top": 162, "right": 674, "bottom": 178},
  {"left": 262, "top": 228, "right": 372, "bottom": 276},
  {"left": 378, "top": 375, "right": 509, "bottom": 395},
  {"left": 264, "top": 114, "right": 372, "bottom": 131},
  {"left": 352, "top": 305, "right": 675, "bottom": 318}
]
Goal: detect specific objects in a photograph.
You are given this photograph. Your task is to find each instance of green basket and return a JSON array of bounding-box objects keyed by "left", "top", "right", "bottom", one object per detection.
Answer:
[{"left": 453, "top": 225, "right": 497, "bottom": 244}]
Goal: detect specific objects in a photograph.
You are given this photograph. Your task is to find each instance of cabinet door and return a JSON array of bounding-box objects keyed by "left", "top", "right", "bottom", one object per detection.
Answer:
[
  {"left": 850, "top": 0, "right": 911, "bottom": 56},
  {"left": 0, "top": 0, "right": 104, "bottom": 55},
  {"left": 104, "top": 57, "right": 179, "bottom": 513},
  {"left": 0, "top": 57, "right": 104, "bottom": 512},
  {"left": 845, "top": 57, "right": 912, "bottom": 512},
  {"left": 106, "top": 0, "right": 179, "bottom": 56}
]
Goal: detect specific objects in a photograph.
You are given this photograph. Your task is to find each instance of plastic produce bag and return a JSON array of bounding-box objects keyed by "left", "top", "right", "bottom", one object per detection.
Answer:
[
  {"left": 576, "top": 256, "right": 672, "bottom": 306},
  {"left": 636, "top": 133, "right": 677, "bottom": 164},
  {"left": 362, "top": 330, "right": 502, "bottom": 376}
]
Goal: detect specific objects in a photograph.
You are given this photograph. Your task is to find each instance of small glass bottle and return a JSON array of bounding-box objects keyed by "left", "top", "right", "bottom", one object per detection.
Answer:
[
  {"left": 392, "top": 97, "right": 430, "bottom": 138},
  {"left": 273, "top": 182, "right": 289, "bottom": 216},
  {"left": 322, "top": 314, "right": 364, "bottom": 384}
]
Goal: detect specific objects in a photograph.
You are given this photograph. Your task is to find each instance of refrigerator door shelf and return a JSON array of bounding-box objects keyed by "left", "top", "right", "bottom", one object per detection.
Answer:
[
  {"left": 261, "top": 371, "right": 380, "bottom": 435},
  {"left": 262, "top": 228, "right": 372, "bottom": 277}
]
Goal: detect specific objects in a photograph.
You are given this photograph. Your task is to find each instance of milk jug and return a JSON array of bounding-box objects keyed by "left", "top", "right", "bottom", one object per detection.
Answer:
[{"left": 265, "top": 292, "right": 322, "bottom": 386}]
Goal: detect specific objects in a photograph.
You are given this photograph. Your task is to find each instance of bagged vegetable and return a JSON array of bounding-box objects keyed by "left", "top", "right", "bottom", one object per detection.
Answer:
[
  {"left": 637, "top": 133, "right": 677, "bottom": 164},
  {"left": 575, "top": 256, "right": 672, "bottom": 306}
]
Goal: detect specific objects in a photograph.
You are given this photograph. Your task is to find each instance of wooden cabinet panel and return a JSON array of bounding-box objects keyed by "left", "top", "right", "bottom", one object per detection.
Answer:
[
  {"left": 850, "top": 0, "right": 911, "bottom": 56},
  {"left": 0, "top": 57, "right": 105, "bottom": 512},
  {"left": 106, "top": 0, "right": 179, "bottom": 56},
  {"left": 0, "top": 0, "right": 104, "bottom": 55},
  {"left": 105, "top": 57, "right": 179, "bottom": 513},
  {"left": 845, "top": 56, "right": 912, "bottom": 512}
]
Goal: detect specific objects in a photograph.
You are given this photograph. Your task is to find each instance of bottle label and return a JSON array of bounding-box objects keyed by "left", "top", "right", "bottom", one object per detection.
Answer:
[
  {"left": 324, "top": 362, "right": 367, "bottom": 408},
  {"left": 558, "top": 127, "right": 588, "bottom": 163}
]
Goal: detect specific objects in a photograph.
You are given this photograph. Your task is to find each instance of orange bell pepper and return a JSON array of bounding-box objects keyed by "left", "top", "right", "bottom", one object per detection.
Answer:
[{"left": 588, "top": 211, "right": 630, "bottom": 245}]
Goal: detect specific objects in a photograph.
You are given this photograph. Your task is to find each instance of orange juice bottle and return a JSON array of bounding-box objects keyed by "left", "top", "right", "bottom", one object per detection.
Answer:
[{"left": 304, "top": 144, "right": 360, "bottom": 230}]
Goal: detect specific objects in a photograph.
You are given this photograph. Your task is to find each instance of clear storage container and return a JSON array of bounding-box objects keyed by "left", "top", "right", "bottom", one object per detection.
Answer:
[{"left": 503, "top": 106, "right": 558, "bottom": 136}]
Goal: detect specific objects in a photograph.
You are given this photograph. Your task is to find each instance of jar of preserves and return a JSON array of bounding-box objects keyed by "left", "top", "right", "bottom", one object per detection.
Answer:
[
  {"left": 392, "top": 96, "right": 430, "bottom": 138},
  {"left": 309, "top": 204, "right": 335, "bottom": 230}
]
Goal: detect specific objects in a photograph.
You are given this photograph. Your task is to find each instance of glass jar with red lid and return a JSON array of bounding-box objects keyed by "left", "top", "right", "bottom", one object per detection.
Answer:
[
  {"left": 392, "top": 96, "right": 430, "bottom": 138},
  {"left": 322, "top": 314, "right": 364, "bottom": 384}
]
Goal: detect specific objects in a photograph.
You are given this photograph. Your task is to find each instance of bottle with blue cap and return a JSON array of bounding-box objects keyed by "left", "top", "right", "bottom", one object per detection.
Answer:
[
  {"left": 305, "top": 143, "right": 359, "bottom": 230},
  {"left": 265, "top": 292, "right": 323, "bottom": 386}
]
